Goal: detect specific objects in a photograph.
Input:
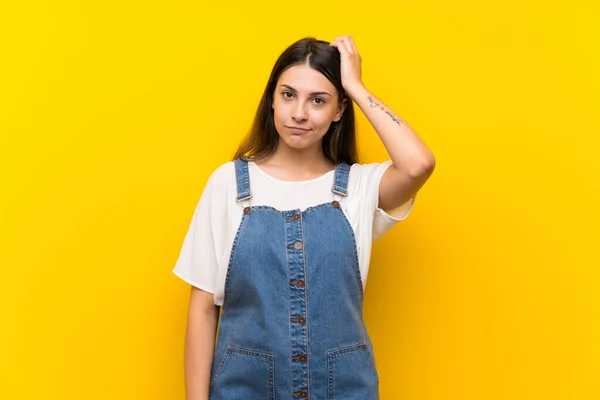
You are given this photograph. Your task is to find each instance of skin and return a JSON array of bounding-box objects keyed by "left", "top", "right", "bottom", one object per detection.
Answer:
[
  {"left": 258, "top": 35, "right": 435, "bottom": 211},
  {"left": 328, "top": 35, "right": 435, "bottom": 212},
  {"left": 255, "top": 63, "right": 347, "bottom": 182}
]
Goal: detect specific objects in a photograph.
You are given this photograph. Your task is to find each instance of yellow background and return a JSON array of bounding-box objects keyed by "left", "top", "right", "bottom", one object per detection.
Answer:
[{"left": 1, "top": 1, "right": 599, "bottom": 399}]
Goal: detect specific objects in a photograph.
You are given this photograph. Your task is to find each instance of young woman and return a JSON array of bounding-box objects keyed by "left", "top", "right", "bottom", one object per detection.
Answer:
[{"left": 173, "top": 35, "right": 435, "bottom": 400}]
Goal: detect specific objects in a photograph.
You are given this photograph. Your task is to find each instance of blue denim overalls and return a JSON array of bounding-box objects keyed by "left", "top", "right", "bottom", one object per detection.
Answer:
[{"left": 208, "top": 157, "right": 379, "bottom": 399}]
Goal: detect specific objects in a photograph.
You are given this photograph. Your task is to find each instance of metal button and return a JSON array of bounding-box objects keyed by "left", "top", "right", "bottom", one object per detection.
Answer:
[
  {"left": 332, "top": 200, "right": 340, "bottom": 208},
  {"left": 243, "top": 206, "right": 251, "bottom": 214},
  {"left": 293, "top": 241, "right": 303, "bottom": 250},
  {"left": 293, "top": 391, "right": 308, "bottom": 399},
  {"left": 296, "top": 279, "right": 305, "bottom": 288},
  {"left": 298, "top": 316, "right": 306, "bottom": 325}
]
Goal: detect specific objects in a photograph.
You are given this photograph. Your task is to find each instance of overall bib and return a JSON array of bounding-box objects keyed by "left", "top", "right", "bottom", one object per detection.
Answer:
[{"left": 209, "top": 157, "right": 379, "bottom": 400}]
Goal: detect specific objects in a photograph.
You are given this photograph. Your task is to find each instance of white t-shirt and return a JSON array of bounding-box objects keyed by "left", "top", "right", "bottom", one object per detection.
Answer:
[{"left": 172, "top": 160, "right": 416, "bottom": 306}]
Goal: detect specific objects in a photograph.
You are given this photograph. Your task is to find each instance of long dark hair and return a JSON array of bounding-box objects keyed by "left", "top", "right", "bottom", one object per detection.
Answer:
[{"left": 232, "top": 37, "right": 359, "bottom": 165}]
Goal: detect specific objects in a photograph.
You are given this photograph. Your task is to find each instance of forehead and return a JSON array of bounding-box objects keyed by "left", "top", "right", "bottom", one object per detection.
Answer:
[{"left": 277, "top": 63, "right": 337, "bottom": 93}]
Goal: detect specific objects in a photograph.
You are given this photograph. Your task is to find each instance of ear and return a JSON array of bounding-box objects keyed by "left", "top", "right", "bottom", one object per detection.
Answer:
[{"left": 333, "top": 98, "right": 347, "bottom": 122}]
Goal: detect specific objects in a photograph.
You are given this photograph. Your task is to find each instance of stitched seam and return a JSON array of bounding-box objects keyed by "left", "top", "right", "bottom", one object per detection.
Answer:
[
  {"left": 329, "top": 342, "right": 366, "bottom": 357},
  {"left": 227, "top": 346, "right": 273, "bottom": 359},
  {"left": 328, "top": 342, "right": 378, "bottom": 384},
  {"left": 271, "top": 353, "right": 275, "bottom": 400},
  {"left": 222, "top": 212, "right": 248, "bottom": 308},
  {"left": 335, "top": 206, "right": 364, "bottom": 302},
  {"left": 366, "top": 346, "right": 379, "bottom": 381},
  {"left": 327, "top": 352, "right": 334, "bottom": 399},
  {"left": 331, "top": 162, "right": 349, "bottom": 196},
  {"left": 332, "top": 162, "right": 340, "bottom": 194},
  {"left": 301, "top": 214, "right": 310, "bottom": 397},
  {"left": 235, "top": 158, "right": 252, "bottom": 201},
  {"left": 210, "top": 345, "right": 231, "bottom": 387},
  {"left": 285, "top": 213, "right": 293, "bottom": 398},
  {"left": 212, "top": 346, "right": 275, "bottom": 395}
]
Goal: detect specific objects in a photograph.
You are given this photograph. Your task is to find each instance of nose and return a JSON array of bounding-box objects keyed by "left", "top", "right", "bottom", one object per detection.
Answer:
[{"left": 292, "top": 102, "right": 308, "bottom": 122}]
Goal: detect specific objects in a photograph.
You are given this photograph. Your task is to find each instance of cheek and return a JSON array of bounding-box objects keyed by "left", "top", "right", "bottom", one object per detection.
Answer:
[
  {"left": 273, "top": 100, "right": 290, "bottom": 118},
  {"left": 272, "top": 104, "right": 284, "bottom": 122},
  {"left": 314, "top": 108, "right": 338, "bottom": 125}
]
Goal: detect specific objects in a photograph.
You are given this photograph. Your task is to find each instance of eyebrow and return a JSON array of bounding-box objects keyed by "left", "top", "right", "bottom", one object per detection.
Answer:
[{"left": 279, "top": 84, "right": 332, "bottom": 97}]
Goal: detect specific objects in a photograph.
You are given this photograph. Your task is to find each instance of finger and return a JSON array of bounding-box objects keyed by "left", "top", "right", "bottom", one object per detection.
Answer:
[
  {"left": 338, "top": 36, "right": 353, "bottom": 55},
  {"left": 343, "top": 36, "right": 355, "bottom": 54},
  {"left": 346, "top": 35, "right": 358, "bottom": 53},
  {"left": 330, "top": 38, "right": 346, "bottom": 56}
]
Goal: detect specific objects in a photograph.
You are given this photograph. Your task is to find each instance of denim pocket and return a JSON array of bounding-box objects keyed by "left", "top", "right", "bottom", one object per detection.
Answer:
[
  {"left": 327, "top": 342, "right": 379, "bottom": 400},
  {"left": 209, "top": 345, "right": 275, "bottom": 400}
]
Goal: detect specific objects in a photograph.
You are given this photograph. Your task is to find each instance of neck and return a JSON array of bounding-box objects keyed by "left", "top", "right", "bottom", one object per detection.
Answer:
[
  {"left": 253, "top": 139, "right": 336, "bottom": 181},
  {"left": 265, "top": 139, "right": 331, "bottom": 169}
]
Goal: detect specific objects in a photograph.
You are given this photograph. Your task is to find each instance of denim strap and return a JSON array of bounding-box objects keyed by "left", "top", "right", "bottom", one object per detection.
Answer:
[
  {"left": 234, "top": 157, "right": 252, "bottom": 202},
  {"left": 236, "top": 157, "right": 350, "bottom": 199},
  {"left": 332, "top": 162, "right": 350, "bottom": 197}
]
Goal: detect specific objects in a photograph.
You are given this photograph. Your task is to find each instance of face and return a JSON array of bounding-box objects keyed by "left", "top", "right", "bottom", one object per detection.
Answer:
[{"left": 271, "top": 63, "right": 346, "bottom": 152}]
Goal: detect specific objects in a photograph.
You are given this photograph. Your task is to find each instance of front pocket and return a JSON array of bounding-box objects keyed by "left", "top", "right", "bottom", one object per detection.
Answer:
[
  {"left": 209, "top": 346, "right": 275, "bottom": 400},
  {"left": 327, "top": 342, "right": 379, "bottom": 400}
]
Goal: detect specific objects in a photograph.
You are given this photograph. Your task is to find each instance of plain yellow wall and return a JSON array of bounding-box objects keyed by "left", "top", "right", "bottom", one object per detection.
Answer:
[{"left": 1, "top": 1, "right": 599, "bottom": 399}]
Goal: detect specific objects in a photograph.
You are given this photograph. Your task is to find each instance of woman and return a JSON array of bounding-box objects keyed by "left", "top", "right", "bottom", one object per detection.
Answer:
[{"left": 173, "top": 35, "right": 435, "bottom": 399}]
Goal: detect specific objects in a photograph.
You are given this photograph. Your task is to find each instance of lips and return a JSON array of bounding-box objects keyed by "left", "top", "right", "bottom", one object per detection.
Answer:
[{"left": 286, "top": 126, "right": 311, "bottom": 133}]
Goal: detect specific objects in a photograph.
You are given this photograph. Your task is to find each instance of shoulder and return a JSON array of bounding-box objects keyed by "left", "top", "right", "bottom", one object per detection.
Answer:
[{"left": 205, "top": 161, "right": 236, "bottom": 191}]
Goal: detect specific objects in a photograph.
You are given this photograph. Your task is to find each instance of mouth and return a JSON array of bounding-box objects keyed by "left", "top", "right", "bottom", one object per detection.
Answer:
[{"left": 286, "top": 126, "right": 311, "bottom": 133}]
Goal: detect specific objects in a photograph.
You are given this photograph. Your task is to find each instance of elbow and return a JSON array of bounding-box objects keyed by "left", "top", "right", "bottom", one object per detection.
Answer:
[{"left": 409, "top": 152, "right": 436, "bottom": 178}]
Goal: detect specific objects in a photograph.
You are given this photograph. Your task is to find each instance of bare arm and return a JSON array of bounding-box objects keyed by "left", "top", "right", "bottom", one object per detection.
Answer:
[
  {"left": 330, "top": 35, "right": 436, "bottom": 212},
  {"left": 349, "top": 86, "right": 435, "bottom": 211},
  {"left": 185, "top": 286, "right": 220, "bottom": 400}
]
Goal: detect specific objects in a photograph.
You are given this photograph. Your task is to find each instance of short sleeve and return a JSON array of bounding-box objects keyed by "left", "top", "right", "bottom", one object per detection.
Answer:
[
  {"left": 363, "top": 161, "right": 416, "bottom": 241},
  {"left": 172, "top": 170, "right": 225, "bottom": 293}
]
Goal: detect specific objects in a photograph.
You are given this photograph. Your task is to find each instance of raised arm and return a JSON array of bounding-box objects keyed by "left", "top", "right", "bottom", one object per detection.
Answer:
[{"left": 330, "top": 35, "right": 435, "bottom": 212}]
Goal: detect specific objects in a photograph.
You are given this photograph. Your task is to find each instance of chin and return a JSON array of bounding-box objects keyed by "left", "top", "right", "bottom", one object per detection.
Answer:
[
  {"left": 282, "top": 139, "right": 310, "bottom": 150},
  {"left": 281, "top": 134, "right": 321, "bottom": 149}
]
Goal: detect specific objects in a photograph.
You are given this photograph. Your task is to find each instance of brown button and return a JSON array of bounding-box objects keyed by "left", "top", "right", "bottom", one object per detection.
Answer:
[
  {"left": 298, "top": 316, "right": 306, "bottom": 325},
  {"left": 293, "top": 241, "right": 303, "bottom": 250},
  {"left": 243, "top": 206, "right": 251, "bottom": 214},
  {"left": 296, "top": 279, "right": 305, "bottom": 288},
  {"left": 293, "top": 214, "right": 300, "bottom": 220},
  {"left": 293, "top": 354, "right": 307, "bottom": 363},
  {"left": 332, "top": 200, "right": 340, "bottom": 208},
  {"left": 293, "top": 391, "right": 308, "bottom": 399}
]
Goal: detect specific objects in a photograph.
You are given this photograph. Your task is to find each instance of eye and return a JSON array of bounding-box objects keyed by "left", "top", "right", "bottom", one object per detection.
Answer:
[
  {"left": 313, "top": 97, "right": 326, "bottom": 105},
  {"left": 282, "top": 91, "right": 294, "bottom": 99}
]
